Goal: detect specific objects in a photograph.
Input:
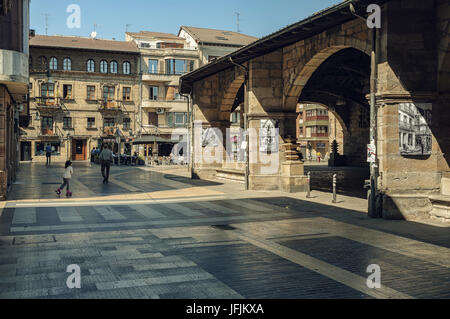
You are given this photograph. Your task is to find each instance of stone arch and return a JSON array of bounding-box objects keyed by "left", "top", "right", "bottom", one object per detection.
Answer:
[
  {"left": 284, "top": 37, "right": 371, "bottom": 112},
  {"left": 218, "top": 75, "right": 245, "bottom": 121},
  {"left": 291, "top": 45, "right": 371, "bottom": 167}
]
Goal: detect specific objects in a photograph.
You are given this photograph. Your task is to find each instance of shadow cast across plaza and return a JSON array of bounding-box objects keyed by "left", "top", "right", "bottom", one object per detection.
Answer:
[{"left": 249, "top": 196, "right": 450, "bottom": 249}]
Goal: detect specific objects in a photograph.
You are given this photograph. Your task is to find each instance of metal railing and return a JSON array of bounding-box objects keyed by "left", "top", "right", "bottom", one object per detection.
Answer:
[
  {"left": 99, "top": 100, "right": 122, "bottom": 110},
  {"left": 33, "top": 97, "right": 61, "bottom": 107}
]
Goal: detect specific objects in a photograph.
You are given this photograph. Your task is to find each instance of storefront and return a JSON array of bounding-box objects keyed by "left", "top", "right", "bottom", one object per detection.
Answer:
[{"left": 133, "top": 135, "right": 186, "bottom": 157}]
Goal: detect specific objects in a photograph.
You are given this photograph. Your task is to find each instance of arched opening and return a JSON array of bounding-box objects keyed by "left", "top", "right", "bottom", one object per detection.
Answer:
[
  {"left": 294, "top": 47, "right": 371, "bottom": 197},
  {"left": 220, "top": 80, "right": 246, "bottom": 173}
]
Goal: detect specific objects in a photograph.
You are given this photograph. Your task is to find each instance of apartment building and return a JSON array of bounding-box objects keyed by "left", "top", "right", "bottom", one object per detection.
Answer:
[
  {"left": 0, "top": 0, "right": 29, "bottom": 199},
  {"left": 297, "top": 104, "right": 334, "bottom": 160},
  {"left": 21, "top": 35, "right": 140, "bottom": 163},
  {"left": 178, "top": 26, "right": 258, "bottom": 66},
  {"left": 125, "top": 31, "right": 199, "bottom": 157}
]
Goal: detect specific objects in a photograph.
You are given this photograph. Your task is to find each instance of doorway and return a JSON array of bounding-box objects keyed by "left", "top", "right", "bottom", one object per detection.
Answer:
[
  {"left": 20, "top": 142, "right": 31, "bottom": 161},
  {"left": 72, "top": 139, "right": 86, "bottom": 161}
]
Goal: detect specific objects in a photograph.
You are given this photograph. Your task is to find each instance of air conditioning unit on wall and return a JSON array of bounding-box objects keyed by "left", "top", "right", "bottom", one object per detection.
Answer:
[{"left": 156, "top": 108, "right": 165, "bottom": 114}]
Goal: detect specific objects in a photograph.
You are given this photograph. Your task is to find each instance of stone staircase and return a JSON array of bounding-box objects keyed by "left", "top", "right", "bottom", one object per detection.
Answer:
[
  {"left": 215, "top": 168, "right": 245, "bottom": 183},
  {"left": 429, "top": 176, "right": 450, "bottom": 223}
]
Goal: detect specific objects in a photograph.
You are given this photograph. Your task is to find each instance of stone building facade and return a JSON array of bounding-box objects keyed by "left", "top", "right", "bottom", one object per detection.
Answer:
[
  {"left": 0, "top": 0, "right": 29, "bottom": 199},
  {"left": 125, "top": 31, "right": 198, "bottom": 157},
  {"left": 21, "top": 35, "right": 140, "bottom": 163}
]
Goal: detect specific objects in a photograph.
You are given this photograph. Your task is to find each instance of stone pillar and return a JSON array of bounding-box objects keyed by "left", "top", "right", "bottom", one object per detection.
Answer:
[
  {"left": 280, "top": 137, "right": 308, "bottom": 193},
  {"left": 376, "top": 0, "right": 440, "bottom": 220},
  {"left": 192, "top": 119, "right": 228, "bottom": 180}
]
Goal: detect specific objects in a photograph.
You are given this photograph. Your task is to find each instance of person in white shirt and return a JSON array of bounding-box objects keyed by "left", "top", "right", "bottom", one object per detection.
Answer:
[{"left": 55, "top": 160, "right": 73, "bottom": 197}]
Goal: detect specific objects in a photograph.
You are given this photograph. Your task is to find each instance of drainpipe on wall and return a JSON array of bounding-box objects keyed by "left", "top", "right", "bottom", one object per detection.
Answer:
[
  {"left": 229, "top": 57, "right": 249, "bottom": 190},
  {"left": 350, "top": 3, "right": 380, "bottom": 218},
  {"left": 179, "top": 92, "right": 191, "bottom": 175}
]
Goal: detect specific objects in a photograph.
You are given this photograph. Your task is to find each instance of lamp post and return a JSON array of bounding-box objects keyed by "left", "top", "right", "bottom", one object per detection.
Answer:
[{"left": 67, "top": 131, "right": 71, "bottom": 161}]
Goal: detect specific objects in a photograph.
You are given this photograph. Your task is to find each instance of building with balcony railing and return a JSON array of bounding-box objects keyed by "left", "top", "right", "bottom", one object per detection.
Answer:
[
  {"left": 297, "top": 103, "right": 340, "bottom": 160},
  {"left": 20, "top": 34, "right": 140, "bottom": 162},
  {"left": 0, "top": 0, "right": 30, "bottom": 199}
]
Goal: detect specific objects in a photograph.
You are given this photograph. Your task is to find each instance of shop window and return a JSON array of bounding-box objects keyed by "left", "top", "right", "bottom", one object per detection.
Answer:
[{"left": 35, "top": 142, "right": 60, "bottom": 156}]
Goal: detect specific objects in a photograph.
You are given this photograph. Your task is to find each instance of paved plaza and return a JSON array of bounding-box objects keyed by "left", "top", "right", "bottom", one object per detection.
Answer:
[{"left": 0, "top": 162, "right": 449, "bottom": 299}]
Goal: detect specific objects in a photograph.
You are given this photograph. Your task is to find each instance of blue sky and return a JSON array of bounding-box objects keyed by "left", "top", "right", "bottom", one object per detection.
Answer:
[{"left": 30, "top": 0, "right": 341, "bottom": 40}]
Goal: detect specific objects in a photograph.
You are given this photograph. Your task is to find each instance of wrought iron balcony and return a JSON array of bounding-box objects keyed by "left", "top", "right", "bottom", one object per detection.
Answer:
[
  {"left": 99, "top": 100, "right": 122, "bottom": 111},
  {"left": 32, "top": 97, "right": 61, "bottom": 109},
  {"left": 103, "top": 126, "right": 116, "bottom": 136}
]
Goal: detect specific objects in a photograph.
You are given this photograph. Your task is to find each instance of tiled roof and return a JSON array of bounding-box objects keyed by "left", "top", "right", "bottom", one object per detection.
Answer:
[
  {"left": 179, "top": 26, "right": 258, "bottom": 46},
  {"left": 30, "top": 35, "right": 139, "bottom": 53}
]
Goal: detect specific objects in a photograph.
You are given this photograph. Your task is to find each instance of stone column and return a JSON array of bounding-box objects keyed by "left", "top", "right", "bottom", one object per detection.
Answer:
[
  {"left": 280, "top": 137, "right": 308, "bottom": 193},
  {"left": 192, "top": 119, "right": 228, "bottom": 180}
]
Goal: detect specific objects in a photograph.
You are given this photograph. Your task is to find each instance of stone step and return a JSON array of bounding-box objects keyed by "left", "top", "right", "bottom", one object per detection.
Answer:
[
  {"left": 429, "top": 195, "right": 450, "bottom": 223},
  {"left": 215, "top": 168, "right": 245, "bottom": 183},
  {"left": 441, "top": 177, "right": 450, "bottom": 196}
]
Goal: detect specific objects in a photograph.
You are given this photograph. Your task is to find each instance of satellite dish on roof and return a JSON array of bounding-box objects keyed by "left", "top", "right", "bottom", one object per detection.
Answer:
[{"left": 90, "top": 31, "right": 97, "bottom": 39}]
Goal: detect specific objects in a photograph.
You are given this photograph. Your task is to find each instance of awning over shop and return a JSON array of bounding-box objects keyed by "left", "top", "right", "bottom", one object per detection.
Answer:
[{"left": 132, "top": 135, "right": 186, "bottom": 145}]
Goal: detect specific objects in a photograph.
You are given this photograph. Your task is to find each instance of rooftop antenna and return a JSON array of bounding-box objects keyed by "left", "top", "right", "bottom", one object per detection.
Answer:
[
  {"left": 43, "top": 13, "right": 50, "bottom": 35},
  {"left": 235, "top": 12, "right": 241, "bottom": 33}
]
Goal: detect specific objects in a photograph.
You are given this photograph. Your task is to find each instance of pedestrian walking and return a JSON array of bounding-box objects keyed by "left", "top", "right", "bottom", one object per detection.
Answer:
[
  {"left": 99, "top": 144, "right": 114, "bottom": 184},
  {"left": 55, "top": 160, "right": 73, "bottom": 197},
  {"left": 317, "top": 151, "right": 321, "bottom": 163},
  {"left": 45, "top": 144, "right": 52, "bottom": 166}
]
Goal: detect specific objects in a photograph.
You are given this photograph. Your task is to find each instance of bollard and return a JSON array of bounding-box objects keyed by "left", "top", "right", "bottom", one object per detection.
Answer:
[
  {"left": 332, "top": 173, "right": 337, "bottom": 203},
  {"left": 306, "top": 171, "right": 311, "bottom": 198}
]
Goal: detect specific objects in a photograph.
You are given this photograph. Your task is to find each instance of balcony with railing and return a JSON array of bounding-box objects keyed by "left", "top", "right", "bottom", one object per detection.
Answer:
[
  {"left": 39, "top": 124, "right": 64, "bottom": 137},
  {"left": 103, "top": 126, "right": 116, "bottom": 136},
  {"left": 399, "top": 120, "right": 415, "bottom": 131},
  {"left": 311, "top": 133, "right": 329, "bottom": 138},
  {"left": 32, "top": 97, "right": 61, "bottom": 110},
  {"left": 142, "top": 71, "right": 183, "bottom": 84},
  {"left": 142, "top": 98, "right": 187, "bottom": 110},
  {"left": 305, "top": 115, "right": 329, "bottom": 121},
  {"left": 99, "top": 100, "right": 122, "bottom": 111}
]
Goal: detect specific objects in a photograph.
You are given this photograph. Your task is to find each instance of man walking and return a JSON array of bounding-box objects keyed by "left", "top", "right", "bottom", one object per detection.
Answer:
[
  {"left": 99, "top": 144, "right": 114, "bottom": 184},
  {"left": 45, "top": 144, "right": 52, "bottom": 166}
]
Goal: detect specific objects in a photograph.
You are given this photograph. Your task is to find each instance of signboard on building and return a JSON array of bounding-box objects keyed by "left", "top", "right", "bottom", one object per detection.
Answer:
[
  {"left": 398, "top": 103, "right": 432, "bottom": 156},
  {"left": 260, "top": 119, "right": 279, "bottom": 153},
  {"left": 367, "top": 143, "right": 376, "bottom": 163},
  {"left": 201, "top": 128, "right": 220, "bottom": 147}
]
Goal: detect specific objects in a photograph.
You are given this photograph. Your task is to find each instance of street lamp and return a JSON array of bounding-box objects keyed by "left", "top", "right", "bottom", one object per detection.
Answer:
[{"left": 67, "top": 131, "right": 71, "bottom": 161}]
